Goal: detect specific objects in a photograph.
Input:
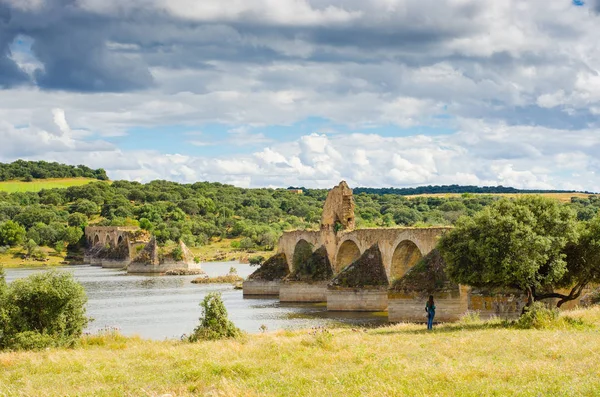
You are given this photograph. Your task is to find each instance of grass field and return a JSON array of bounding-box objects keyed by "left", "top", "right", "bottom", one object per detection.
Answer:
[
  {"left": 0, "top": 247, "right": 67, "bottom": 268},
  {"left": 405, "top": 192, "right": 597, "bottom": 203},
  {"left": 0, "top": 178, "right": 104, "bottom": 193},
  {"left": 189, "top": 238, "right": 274, "bottom": 263},
  {"left": 0, "top": 307, "right": 599, "bottom": 396}
]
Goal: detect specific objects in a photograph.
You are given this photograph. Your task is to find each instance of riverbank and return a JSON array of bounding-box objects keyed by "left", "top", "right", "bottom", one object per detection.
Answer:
[
  {"left": 0, "top": 247, "right": 68, "bottom": 268},
  {"left": 0, "top": 238, "right": 273, "bottom": 268},
  {"left": 2, "top": 307, "right": 599, "bottom": 396}
]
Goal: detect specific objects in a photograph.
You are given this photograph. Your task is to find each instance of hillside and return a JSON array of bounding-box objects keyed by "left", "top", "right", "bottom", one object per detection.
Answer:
[{"left": 0, "top": 178, "right": 102, "bottom": 193}]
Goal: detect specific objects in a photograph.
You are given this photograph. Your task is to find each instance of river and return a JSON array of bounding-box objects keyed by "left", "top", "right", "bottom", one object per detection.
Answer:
[{"left": 3, "top": 262, "right": 387, "bottom": 340}]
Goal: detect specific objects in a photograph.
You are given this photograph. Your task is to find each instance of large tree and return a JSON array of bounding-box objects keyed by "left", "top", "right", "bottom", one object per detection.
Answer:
[
  {"left": 438, "top": 196, "right": 579, "bottom": 307},
  {"left": 549, "top": 215, "right": 600, "bottom": 306}
]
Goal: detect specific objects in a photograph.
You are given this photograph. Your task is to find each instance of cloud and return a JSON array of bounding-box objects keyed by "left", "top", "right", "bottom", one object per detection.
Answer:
[{"left": 0, "top": 1, "right": 599, "bottom": 191}]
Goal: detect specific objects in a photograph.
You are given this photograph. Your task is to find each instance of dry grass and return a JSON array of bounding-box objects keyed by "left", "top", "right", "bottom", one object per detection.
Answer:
[
  {"left": 1, "top": 307, "right": 599, "bottom": 396},
  {"left": 0, "top": 178, "right": 105, "bottom": 193},
  {"left": 404, "top": 192, "right": 597, "bottom": 203}
]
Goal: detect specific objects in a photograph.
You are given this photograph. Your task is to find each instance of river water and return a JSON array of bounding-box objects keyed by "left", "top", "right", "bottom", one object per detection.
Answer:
[{"left": 3, "top": 262, "right": 387, "bottom": 340}]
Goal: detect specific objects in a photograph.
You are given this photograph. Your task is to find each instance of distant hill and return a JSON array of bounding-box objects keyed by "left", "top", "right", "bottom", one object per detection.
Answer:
[
  {"left": 0, "top": 160, "right": 108, "bottom": 182},
  {"left": 352, "top": 185, "right": 595, "bottom": 196},
  {"left": 286, "top": 185, "right": 595, "bottom": 196}
]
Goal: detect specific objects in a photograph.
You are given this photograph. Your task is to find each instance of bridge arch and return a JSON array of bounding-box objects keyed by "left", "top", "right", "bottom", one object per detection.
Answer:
[
  {"left": 292, "top": 239, "right": 314, "bottom": 272},
  {"left": 105, "top": 234, "right": 112, "bottom": 246},
  {"left": 93, "top": 234, "right": 100, "bottom": 245},
  {"left": 335, "top": 239, "right": 361, "bottom": 273},
  {"left": 117, "top": 235, "right": 124, "bottom": 245},
  {"left": 390, "top": 240, "right": 423, "bottom": 281}
]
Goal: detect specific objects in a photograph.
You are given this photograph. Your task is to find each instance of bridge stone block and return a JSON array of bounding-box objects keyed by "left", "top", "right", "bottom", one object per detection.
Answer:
[
  {"left": 242, "top": 280, "right": 281, "bottom": 296},
  {"left": 280, "top": 281, "right": 328, "bottom": 302},
  {"left": 327, "top": 286, "right": 388, "bottom": 311}
]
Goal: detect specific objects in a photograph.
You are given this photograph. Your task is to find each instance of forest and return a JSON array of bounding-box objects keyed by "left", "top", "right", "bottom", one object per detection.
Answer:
[
  {"left": 0, "top": 178, "right": 599, "bottom": 254},
  {"left": 0, "top": 160, "right": 108, "bottom": 181},
  {"left": 0, "top": 161, "right": 599, "bottom": 253}
]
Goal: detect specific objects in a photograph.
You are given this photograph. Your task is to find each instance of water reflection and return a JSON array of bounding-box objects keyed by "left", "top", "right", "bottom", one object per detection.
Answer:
[{"left": 4, "top": 262, "right": 388, "bottom": 340}]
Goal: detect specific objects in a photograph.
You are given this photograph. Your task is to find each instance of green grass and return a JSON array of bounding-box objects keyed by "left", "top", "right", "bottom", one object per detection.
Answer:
[
  {"left": 0, "top": 178, "right": 104, "bottom": 193},
  {"left": 0, "top": 247, "right": 67, "bottom": 268},
  {"left": 1, "top": 307, "right": 600, "bottom": 396}
]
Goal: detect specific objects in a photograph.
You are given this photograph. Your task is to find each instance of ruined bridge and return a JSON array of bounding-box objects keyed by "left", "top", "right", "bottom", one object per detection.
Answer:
[
  {"left": 279, "top": 227, "right": 448, "bottom": 281},
  {"left": 278, "top": 181, "right": 450, "bottom": 281}
]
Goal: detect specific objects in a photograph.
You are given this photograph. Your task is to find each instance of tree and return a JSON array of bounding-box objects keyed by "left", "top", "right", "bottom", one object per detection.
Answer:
[
  {"left": 0, "top": 220, "right": 26, "bottom": 246},
  {"left": 548, "top": 215, "right": 600, "bottom": 306},
  {"left": 188, "top": 292, "right": 240, "bottom": 341},
  {"left": 67, "top": 213, "right": 88, "bottom": 228},
  {"left": 438, "top": 197, "right": 578, "bottom": 307},
  {"left": 23, "top": 239, "right": 38, "bottom": 258},
  {"left": 0, "top": 271, "right": 88, "bottom": 350}
]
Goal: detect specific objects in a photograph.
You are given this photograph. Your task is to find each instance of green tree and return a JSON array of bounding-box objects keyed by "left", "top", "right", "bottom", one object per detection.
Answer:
[
  {"left": 188, "top": 292, "right": 240, "bottom": 341},
  {"left": 438, "top": 197, "right": 578, "bottom": 307},
  {"left": 67, "top": 213, "right": 88, "bottom": 228},
  {"left": 0, "top": 271, "right": 88, "bottom": 350},
  {"left": 0, "top": 221, "right": 26, "bottom": 246},
  {"left": 23, "top": 239, "right": 38, "bottom": 257},
  {"left": 549, "top": 215, "right": 600, "bottom": 306}
]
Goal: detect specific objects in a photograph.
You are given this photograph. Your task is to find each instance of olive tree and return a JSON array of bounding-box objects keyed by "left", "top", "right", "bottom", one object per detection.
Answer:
[{"left": 438, "top": 196, "right": 579, "bottom": 307}]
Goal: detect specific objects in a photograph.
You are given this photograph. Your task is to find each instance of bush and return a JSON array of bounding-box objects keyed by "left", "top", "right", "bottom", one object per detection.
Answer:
[
  {"left": 188, "top": 292, "right": 241, "bottom": 341},
  {"left": 513, "top": 302, "right": 586, "bottom": 330},
  {"left": 171, "top": 246, "right": 184, "bottom": 262},
  {"left": 515, "top": 302, "right": 559, "bottom": 329},
  {"left": 249, "top": 256, "right": 265, "bottom": 266},
  {"left": 0, "top": 271, "right": 88, "bottom": 350}
]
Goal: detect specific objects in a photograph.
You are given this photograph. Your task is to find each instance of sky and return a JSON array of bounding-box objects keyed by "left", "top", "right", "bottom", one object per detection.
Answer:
[{"left": 0, "top": 0, "right": 599, "bottom": 190}]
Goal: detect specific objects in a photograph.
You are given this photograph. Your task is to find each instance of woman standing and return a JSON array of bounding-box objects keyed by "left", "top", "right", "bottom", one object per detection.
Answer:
[{"left": 425, "top": 295, "right": 436, "bottom": 330}]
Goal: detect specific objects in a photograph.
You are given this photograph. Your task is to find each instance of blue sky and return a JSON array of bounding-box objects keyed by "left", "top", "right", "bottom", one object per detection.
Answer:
[{"left": 0, "top": 0, "right": 599, "bottom": 190}]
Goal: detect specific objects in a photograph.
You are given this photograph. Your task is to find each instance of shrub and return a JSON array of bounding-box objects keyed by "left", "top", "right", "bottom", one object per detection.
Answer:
[
  {"left": 188, "top": 292, "right": 241, "bottom": 341},
  {"left": 230, "top": 241, "right": 241, "bottom": 249},
  {"left": 249, "top": 256, "right": 265, "bottom": 266},
  {"left": 0, "top": 271, "right": 88, "bottom": 350},
  {"left": 54, "top": 241, "right": 66, "bottom": 254},
  {"left": 239, "top": 237, "right": 255, "bottom": 250},
  {"left": 171, "top": 246, "right": 184, "bottom": 262},
  {"left": 9, "top": 331, "right": 56, "bottom": 351},
  {"left": 0, "top": 245, "right": 9, "bottom": 254},
  {"left": 515, "top": 302, "right": 559, "bottom": 329}
]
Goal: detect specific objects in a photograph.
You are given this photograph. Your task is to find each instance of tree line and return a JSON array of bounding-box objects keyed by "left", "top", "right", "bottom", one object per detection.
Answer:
[
  {"left": 0, "top": 160, "right": 108, "bottom": 181},
  {"left": 0, "top": 173, "right": 599, "bottom": 257}
]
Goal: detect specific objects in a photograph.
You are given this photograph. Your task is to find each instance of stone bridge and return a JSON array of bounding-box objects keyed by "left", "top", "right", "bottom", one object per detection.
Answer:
[
  {"left": 276, "top": 181, "right": 450, "bottom": 282},
  {"left": 84, "top": 226, "right": 141, "bottom": 247},
  {"left": 278, "top": 226, "right": 449, "bottom": 282}
]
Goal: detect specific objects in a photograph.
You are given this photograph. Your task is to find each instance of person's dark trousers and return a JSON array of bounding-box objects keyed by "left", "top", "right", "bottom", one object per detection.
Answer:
[{"left": 427, "top": 313, "right": 434, "bottom": 330}]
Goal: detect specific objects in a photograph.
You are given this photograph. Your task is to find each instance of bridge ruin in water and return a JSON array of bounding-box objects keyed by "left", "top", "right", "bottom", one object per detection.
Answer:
[{"left": 244, "top": 181, "right": 531, "bottom": 323}]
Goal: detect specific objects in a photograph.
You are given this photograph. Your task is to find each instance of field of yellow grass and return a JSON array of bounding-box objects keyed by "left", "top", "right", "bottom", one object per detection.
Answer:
[
  {"left": 406, "top": 192, "right": 597, "bottom": 203},
  {"left": 1, "top": 307, "right": 599, "bottom": 396},
  {"left": 0, "top": 178, "right": 104, "bottom": 193}
]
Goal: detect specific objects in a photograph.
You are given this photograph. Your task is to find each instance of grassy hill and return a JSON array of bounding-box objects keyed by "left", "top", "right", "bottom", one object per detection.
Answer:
[
  {"left": 1, "top": 306, "right": 599, "bottom": 396},
  {"left": 405, "top": 192, "right": 596, "bottom": 203},
  {"left": 0, "top": 178, "right": 104, "bottom": 193}
]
